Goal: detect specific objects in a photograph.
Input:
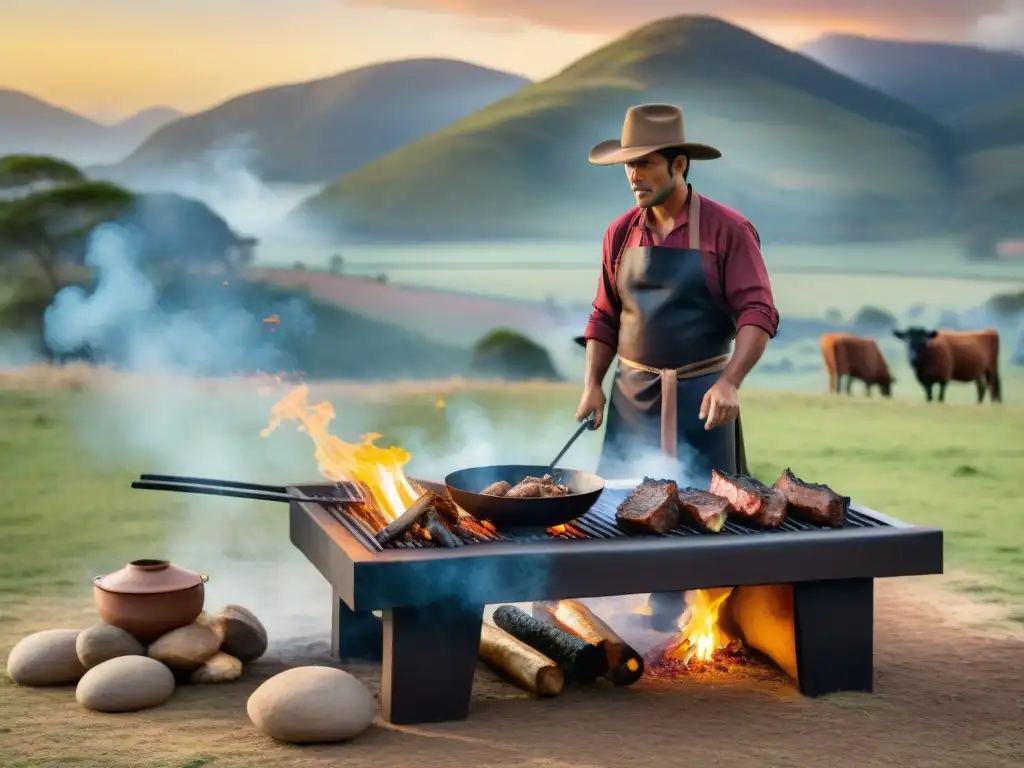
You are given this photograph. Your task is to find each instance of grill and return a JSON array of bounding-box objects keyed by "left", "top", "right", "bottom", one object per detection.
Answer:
[
  {"left": 288, "top": 479, "right": 943, "bottom": 729},
  {"left": 326, "top": 486, "right": 891, "bottom": 552}
]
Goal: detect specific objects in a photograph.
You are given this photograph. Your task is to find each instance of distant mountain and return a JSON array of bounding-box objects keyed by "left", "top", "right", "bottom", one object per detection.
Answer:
[
  {"left": 0, "top": 91, "right": 182, "bottom": 164},
  {"left": 291, "top": 16, "right": 953, "bottom": 245},
  {"left": 800, "top": 35, "right": 1024, "bottom": 119},
  {"left": 104, "top": 107, "right": 184, "bottom": 149},
  {"left": 99, "top": 59, "right": 530, "bottom": 186}
]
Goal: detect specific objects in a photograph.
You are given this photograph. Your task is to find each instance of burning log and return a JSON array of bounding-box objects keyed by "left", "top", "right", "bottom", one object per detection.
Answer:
[
  {"left": 422, "top": 508, "right": 461, "bottom": 548},
  {"left": 430, "top": 491, "right": 499, "bottom": 542},
  {"left": 349, "top": 501, "right": 391, "bottom": 534},
  {"left": 534, "top": 600, "right": 644, "bottom": 686},
  {"left": 451, "top": 516, "right": 499, "bottom": 542},
  {"left": 479, "top": 623, "right": 564, "bottom": 697},
  {"left": 492, "top": 605, "right": 607, "bottom": 683},
  {"left": 375, "top": 490, "right": 439, "bottom": 546}
]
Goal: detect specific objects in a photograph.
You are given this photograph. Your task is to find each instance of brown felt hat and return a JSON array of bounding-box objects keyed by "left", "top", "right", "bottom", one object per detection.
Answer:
[{"left": 589, "top": 103, "right": 721, "bottom": 166}]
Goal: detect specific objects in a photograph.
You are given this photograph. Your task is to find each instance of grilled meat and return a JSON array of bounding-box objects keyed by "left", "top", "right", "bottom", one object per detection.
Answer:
[
  {"left": 708, "top": 470, "right": 786, "bottom": 528},
  {"left": 481, "top": 480, "right": 512, "bottom": 497},
  {"left": 489, "top": 474, "right": 571, "bottom": 498},
  {"left": 616, "top": 477, "right": 680, "bottom": 533},
  {"left": 677, "top": 488, "right": 729, "bottom": 533},
  {"left": 772, "top": 468, "right": 848, "bottom": 527}
]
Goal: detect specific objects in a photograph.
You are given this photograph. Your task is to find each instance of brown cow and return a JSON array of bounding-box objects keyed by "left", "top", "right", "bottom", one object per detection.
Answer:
[
  {"left": 820, "top": 333, "right": 893, "bottom": 396},
  {"left": 892, "top": 327, "right": 1001, "bottom": 403}
]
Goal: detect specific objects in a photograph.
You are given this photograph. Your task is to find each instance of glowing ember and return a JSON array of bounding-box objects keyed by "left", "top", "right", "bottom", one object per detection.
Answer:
[
  {"left": 260, "top": 384, "right": 419, "bottom": 521},
  {"left": 643, "top": 587, "right": 754, "bottom": 677}
]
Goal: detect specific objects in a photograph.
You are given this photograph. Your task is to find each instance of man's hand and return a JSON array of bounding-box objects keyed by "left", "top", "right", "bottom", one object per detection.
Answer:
[
  {"left": 699, "top": 379, "right": 739, "bottom": 431},
  {"left": 576, "top": 385, "right": 607, "bottom": 429}
]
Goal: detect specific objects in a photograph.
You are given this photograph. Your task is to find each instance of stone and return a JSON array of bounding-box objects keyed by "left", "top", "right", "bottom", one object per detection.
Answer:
[
  {"left": 190, "top": 651, "right": 243, "bottom": 684},
  {"left": 147, "top": 622, "right": 221, "bottom": 672},
  {"left": 6, "top": 629, "right": 86, "bottom": 686},
  {"left": 76, "top": 655, "right": 176, "bottom": 712},
  {"left": 211, "top": 605, "right": 267, "bottom": 663},
  {"left": 247, "top": 666, "right": 375, "bottom": 744},
  {"left": 76, "top": 623, "right": 145, "bottom": 669}
]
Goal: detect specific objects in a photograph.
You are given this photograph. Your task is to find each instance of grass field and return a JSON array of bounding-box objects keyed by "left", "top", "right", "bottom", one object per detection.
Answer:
[{"left": 0, "top": 371, "right": 1022, "bottom": 625}]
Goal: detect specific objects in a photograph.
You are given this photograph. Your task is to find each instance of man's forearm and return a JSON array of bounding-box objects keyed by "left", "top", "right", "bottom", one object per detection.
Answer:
[
  {"left": 720, "top": 326, "right": 769, "bottom": 388},
  {"left": 584, "top": 339, "right": 616, "bottom": 390}
]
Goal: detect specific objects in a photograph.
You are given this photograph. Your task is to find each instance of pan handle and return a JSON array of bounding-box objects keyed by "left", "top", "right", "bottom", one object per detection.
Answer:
[{"left": 549, "top": 413, "right": 598, "bottom": 469}]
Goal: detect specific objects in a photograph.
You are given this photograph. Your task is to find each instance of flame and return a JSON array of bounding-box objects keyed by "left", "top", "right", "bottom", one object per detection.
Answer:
[
  {"left": 260, "top": 384, "right": 419, "bottom": 521},
  {"left": 670, "top": 588, "right": 734, "bottom": 663}
]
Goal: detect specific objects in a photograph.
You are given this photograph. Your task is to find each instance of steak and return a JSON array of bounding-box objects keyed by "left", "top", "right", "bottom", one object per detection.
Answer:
[
  {"left": 708, "top": 470, "right": 786, "bottom": 528},
  {"left": 616, "top": 477, "right": 680, "bottom": 534},
  {"left": 677, "top": 488, "right": 730, "bottom": 533},
  {"left": 773, "top": 468, "right": 848, "bottom": 527}
]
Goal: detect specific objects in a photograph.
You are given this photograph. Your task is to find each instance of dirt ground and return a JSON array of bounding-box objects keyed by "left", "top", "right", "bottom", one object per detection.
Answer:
[{"left": 1, "top": 575, "right": 1022, "bottom": 768}]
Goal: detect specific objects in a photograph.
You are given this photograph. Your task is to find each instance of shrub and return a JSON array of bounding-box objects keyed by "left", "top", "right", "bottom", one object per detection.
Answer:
[{"left": 471, "top": 329, "right": 562, "bottom": 381}]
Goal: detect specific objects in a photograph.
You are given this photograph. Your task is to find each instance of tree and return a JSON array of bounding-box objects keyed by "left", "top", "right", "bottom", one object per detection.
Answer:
[
  {"left": 471, "top": 329, "right": 562, "bottom": 381},
  {"left": 0, "top": 155, "right": 133, "bottom": 291}
]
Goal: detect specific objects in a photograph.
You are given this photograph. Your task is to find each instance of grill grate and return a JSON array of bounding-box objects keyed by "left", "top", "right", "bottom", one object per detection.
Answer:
[{"left": 323, "top": 486, "right": 889, "bottom": 554}]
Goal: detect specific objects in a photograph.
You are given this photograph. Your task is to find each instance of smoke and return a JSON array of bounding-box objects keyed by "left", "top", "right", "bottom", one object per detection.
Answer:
[
  {"left": 120, "top": 133, "right": 323, "bottom": 240},
  {"left": 41, "top": 222, "right": 333, "bottom": 649}
]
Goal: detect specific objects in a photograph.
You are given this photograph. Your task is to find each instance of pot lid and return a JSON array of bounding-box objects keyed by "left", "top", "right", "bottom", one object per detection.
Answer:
[{"left": 93, "top": 559, "right": 204, "bottom": 594}]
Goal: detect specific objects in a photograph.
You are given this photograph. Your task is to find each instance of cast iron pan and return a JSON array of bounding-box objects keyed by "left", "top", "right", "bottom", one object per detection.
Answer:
[{"left": 444, "top": 464, "right": 605, "bottom": 528}]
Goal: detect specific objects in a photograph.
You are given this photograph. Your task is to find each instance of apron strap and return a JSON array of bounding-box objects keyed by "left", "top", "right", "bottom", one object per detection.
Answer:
[{"left": 688, "top": 188, "right": 701, "bottom": 251}]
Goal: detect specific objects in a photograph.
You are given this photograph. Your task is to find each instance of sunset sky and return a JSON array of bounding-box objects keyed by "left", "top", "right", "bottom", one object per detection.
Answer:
[{"left": 2, "top": 0, "right": 1021, "bottom": 121}]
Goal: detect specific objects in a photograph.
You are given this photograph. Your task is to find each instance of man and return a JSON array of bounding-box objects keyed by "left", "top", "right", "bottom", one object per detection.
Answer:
[{"left": 576, "top": 103, "right": 779, "bottom": 488}]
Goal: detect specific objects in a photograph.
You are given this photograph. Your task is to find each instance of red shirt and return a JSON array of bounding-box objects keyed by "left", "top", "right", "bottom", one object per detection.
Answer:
[{"left": 584, "top": 193, "right": 780, "bottom": 350}]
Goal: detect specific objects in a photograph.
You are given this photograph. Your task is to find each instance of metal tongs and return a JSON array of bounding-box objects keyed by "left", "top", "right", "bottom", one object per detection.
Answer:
[{"left": 130, "top": 474, "right": 362, "bottom": 505}]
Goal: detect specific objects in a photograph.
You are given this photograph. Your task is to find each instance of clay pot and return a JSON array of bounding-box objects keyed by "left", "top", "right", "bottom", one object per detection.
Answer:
[{"left": 93, "top": 559, "right": 209, "bottom": 644}]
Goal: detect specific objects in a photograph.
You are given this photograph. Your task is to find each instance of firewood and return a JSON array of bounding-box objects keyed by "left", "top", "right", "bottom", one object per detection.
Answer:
[
  {"left": 423, "top": 508, "right": 460, "bottom": 547},
  {"left": 534, "top": 600, "right": 644, "bottom": 686},
  {"left": 492, "top": 605, "right": 606, "bottom": 682},
  {"left": 479, "top": 623, "right": 564, "bottom": 697},
  {"left": 375, "top": 490, "right": 438, "bottom": 546}
]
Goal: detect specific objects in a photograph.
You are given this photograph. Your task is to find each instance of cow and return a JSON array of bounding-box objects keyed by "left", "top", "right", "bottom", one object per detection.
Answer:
[
  {"left": 892, "top": 327, "right": 1001, "bottom": 403},
  {"left": 820, "top": 333, "right": 894, "bottom": 396}
]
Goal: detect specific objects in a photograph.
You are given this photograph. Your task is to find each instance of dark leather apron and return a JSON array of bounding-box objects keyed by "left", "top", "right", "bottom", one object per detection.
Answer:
[
  {"left": 596, "top": 188, "right": 749, "bottom": 627},
  {"left": 596, "top": 188, "right": 748, "bottom": 484}
]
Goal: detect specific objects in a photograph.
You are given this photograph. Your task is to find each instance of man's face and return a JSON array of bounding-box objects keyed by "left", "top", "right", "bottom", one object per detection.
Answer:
[{"left": 624, "top": 153, "right": 684, "bottom": 208}]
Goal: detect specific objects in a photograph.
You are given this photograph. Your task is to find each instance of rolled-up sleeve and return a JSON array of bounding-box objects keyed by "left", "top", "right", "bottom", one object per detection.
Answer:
[
  {"left": 583, "top": 224, "right": 621, "bottom": 349},
  {"left": 723, "top": 221, "right": 780, "bottom": 337}
]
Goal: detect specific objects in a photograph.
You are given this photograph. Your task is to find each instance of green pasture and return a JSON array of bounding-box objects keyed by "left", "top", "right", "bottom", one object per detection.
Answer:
[
  {"left": 0, "top": 381, "right": 1021, "bottom": 627},
  {"left": 255, "top": 236, "right": 1022, "bottom": 316}
]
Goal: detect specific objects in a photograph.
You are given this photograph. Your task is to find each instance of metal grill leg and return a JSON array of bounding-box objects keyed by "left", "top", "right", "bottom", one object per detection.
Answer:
[
  {"left": 331, "top": 591, "right": 382, "bottom": 662},
  {"left": 793, "top": 578, "right": 874, "bottom": 696},
  {"left": 380, "top": 603, "right": 483, "bottom": 724}
]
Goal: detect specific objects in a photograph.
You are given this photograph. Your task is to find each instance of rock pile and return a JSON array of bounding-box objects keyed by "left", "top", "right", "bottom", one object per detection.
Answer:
[
  {"left": 6, "top": 602, "right": 378, "bottom": 744},
  {"left": 6, "top": 603, "right": 268, "bottom": 713}
]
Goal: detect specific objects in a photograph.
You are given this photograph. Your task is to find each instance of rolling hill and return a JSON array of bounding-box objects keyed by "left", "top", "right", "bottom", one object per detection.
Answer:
[
  {"left": 800, "top": 35, "right": 1024, "bottom": 118},
  {"left": 0, "top": 91, "right": 183, "bottom": 164},
  {"left": 290, "top": 16, "right": 954, "bottom": 245},
  {"left": 98, "top": 59, "right": 530, "bottom": 186}
]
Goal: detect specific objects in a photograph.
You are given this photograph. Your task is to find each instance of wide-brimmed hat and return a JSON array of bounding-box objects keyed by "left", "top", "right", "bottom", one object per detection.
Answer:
[{"left": 589, "top": 103, "right": 721, "bottom": 166}]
